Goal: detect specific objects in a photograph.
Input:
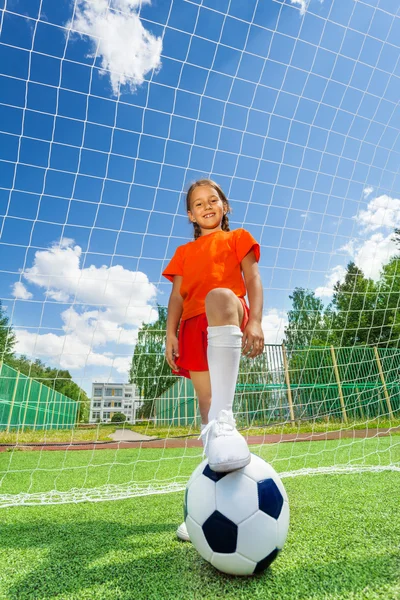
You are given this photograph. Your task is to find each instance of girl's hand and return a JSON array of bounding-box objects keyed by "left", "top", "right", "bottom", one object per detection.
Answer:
[
  {"left": 165, "top": 334, "right": 180, "bottom": 370},
  {"left": 242, "top": 319, "right": 264, "bottom": 359}
]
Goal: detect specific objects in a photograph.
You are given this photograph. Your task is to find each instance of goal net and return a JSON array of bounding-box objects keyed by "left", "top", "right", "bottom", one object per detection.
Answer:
[{"left": 0, "top": 0, "right": 399, "bottom": 508}]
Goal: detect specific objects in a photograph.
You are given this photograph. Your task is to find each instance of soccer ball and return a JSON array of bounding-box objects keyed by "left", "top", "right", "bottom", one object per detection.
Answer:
[{"left": 184, "top": 453, "right": 289, "bottom": 576}]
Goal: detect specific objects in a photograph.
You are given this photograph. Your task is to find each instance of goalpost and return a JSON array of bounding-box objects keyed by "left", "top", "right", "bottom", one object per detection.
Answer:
[{"left": 0, "top": 0, "right": 400, "bottom": 508}]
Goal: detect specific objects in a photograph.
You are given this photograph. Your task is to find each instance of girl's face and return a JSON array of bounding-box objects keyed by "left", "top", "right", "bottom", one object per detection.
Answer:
[{"left": 188, "top": 185, "right": 227, "bottom": 235}]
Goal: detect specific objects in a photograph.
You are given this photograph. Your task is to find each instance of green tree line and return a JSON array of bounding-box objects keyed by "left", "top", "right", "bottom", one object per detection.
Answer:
[
  {"left": 284, "top": 257, "right": 400, "bottom": 349},
  {"left": 283, "top": 249, "right": 400, "bottom": 416}
]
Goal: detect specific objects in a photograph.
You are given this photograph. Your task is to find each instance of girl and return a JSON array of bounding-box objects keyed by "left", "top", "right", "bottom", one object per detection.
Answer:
[{"left": 162, "top": 179, "right": 264, "bottom": 541}]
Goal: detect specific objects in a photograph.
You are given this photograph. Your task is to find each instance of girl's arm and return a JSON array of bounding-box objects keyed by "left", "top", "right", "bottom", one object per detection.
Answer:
[
  {"left": 241, "top": 251, "right": 264, "bottom": 358},
  {"left": 165, "top": 275, "right": 184, "bottom": 370}
]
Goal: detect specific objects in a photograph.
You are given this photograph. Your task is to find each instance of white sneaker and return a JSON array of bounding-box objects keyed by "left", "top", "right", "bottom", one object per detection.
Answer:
[
  {"left": 201, "top": 410, "right": 250, "bottom": 473},
  {"left": 176, "top": 521, "right": 190, "bottom": 542}
]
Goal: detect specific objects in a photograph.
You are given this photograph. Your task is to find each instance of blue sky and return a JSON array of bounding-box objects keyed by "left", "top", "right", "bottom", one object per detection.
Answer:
[{"left": 0, "top": 0, "right": 399, "bottom": 392}]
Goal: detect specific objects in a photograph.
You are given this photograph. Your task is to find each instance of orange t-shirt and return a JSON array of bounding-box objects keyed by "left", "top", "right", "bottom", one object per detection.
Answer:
[{"left": 162, "top": 228, "right": 260, "bottom": 321}]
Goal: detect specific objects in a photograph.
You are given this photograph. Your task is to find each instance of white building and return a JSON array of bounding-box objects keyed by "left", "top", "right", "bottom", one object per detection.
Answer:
[{"left": 89, "top": 383, "right": 141, "bottom": 424}]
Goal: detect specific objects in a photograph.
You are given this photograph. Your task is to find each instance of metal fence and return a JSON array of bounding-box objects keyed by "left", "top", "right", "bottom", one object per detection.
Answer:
[
  {"left": 154, "top": 345, "right": 400, "bottom": 426},
  {"left": 0, "top": 362, "right": 79, "bottom": 431}
]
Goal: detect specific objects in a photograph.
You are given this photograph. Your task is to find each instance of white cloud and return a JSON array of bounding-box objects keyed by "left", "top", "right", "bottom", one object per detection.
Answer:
[
  {"left": 14, "top": 328, "right": 132, "bottom": 374},
  {"left": 22, "top": 240, "right": 157, "bottom": 327},
  {"left": 262, "top": 309, "right": 288, "bottom": 344},
  {"left": 344, "top": 232, "right": 398, "bottom": 280},
  {"left": 12, "top": 282, "right": 33, "bottom": 300},
  {"left": 67, "top": 0, "right": 162, "bottom": 95},
  {"left": 46, "top": 289, "right": 70, "bottom": 302},
  {"left": 314, "top": 232, "right": 398, "bottom": 300},
  {"left": 356, "top": 194, "right": 400, "bottom": 232},
  {"left": 363, "top": 186, "right": 374, "bottom": 198},
  {"left": 112, "top": 355, "right": 133, "bottom": 374},
  {"left": 61, "top": 307, "right": 140, "bottom": 347},
  {"left": 312, "top": 193, "right": 400, "bottom": 299},
  {"left": 315, "top": 265, "right": 347, "bottom": 298},
  {"left": 290, "top": 0, "right": 310, "bottom": 15},
  {"left": 14, "top": 240, "right": 158, "bottom": 377}
]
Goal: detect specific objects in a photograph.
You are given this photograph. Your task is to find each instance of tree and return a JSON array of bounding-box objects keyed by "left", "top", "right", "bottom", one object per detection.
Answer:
[
  {"left": 237, "top": 352, "right": 269, "bottom": 387},
  {"left": 111, "top": 412, "right": 126, "bottom": 423},
  {"left": 235, "top": 352, "right": 273, "bottom": 424},
  {"left": 0, "top": 301, "right": 16, "bottom": 362},
  {"left": 283, "top": 288, "right": 329, "bottom": 348},
  {"left": 129, "top": 305, "right": 175, "bottom": 418},
  {"left": 329, "top": 262, "right": 380, "bottom": 346},
  {"left": 373, "top": 257, "right": 400, "bottom": 346},
  {"left": 391, "top": 228, "right": 400, "bottom": 255}
]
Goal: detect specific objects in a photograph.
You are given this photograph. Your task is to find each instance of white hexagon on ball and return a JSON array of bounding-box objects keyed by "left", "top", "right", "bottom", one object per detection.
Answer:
[
  {"left": 216, "top": 472, "right": 259, "bottom": 524},
  {"left": 276, "top": 500, "right": 290, "bottom": 549},
  {"left": 237, "top": 511, "right": 278, "bottom": 563},
  {"left": 185, "top": 516, "right": 212, "bottom": 562},
  {"left": 187, "top": 473, "right": 216, "bottom": 525},
  {"left": 211, "top": 551, "right": 256, "bottom": 576}
]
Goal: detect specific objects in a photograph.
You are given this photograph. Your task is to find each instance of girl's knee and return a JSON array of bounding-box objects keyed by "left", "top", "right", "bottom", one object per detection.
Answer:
[
  {"left": 205, "top": 288, "right": 242, "bottom": 326},
  {"left": 205, "top": 288, "right": 236, "bottom": 308}
]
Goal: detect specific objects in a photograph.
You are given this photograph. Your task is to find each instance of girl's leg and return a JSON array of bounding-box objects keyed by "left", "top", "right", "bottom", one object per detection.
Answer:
[
  {"left": 189, "top": 370, "right": 211, "bottom": 425},
  {"left": 178, "top": 372, "right": 210, "bottom": 544},
  {"left": 205, "top": 288, "right": 244, "bottom": 423},
  {"left": 202, "top": 288, "right": 250, "bottom": 471}
]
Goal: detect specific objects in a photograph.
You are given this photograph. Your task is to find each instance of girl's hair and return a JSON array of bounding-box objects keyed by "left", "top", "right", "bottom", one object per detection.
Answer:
[{"left": 186, "top": 178, "right": 231, "bottom": 240}]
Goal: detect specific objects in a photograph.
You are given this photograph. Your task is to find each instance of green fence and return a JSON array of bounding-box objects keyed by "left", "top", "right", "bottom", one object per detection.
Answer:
[
  {"left": 0, "top": 362, "right": 79, "bottom": 431},
  {"left": 155, "top": 378, "right": 198, "bottom": 427},
  {"left": 154, "top": 345, "right": 400, "bottom": 427}
]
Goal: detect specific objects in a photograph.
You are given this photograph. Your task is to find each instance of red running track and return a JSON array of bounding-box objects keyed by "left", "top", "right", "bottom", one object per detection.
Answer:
[{"left": 0, "top": 426, "right": 398, "bottom": 452}]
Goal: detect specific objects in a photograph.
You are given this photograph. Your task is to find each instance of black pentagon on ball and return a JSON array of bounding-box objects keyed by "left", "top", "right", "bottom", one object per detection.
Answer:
[
  {"left": 202, "top": 464, "right": 228, "bottom": 482},
  {"left": 183, "top": 487, "right": 188, "bottom": 521},
  {"left": 254, "top": 548, "right": 279, "bottom": 574},
  {"left": 202, "top": 510, "right": 238, "bottom": 553},
  {"left": 257, "top": 478, "right": 283, "bottom": 519}
]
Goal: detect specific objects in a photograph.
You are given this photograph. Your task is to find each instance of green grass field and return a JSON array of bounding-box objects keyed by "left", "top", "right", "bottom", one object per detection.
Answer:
[{"left": 0, "top": 436, "right": 399, "bottom": 599}]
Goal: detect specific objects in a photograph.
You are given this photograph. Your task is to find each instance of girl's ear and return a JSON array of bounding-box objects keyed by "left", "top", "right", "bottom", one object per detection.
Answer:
[{"left": 188, "top": 210, "right": 196, "bottom": 223}]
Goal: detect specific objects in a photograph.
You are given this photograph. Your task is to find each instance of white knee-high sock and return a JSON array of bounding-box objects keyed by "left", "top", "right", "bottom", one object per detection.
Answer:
[{"left": 207, "top": 325, "right": 243, "bottom": 422}]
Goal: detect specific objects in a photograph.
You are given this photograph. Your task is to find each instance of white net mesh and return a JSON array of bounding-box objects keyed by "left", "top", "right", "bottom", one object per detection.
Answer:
[{"left": 0, "top": 0, "right": 399, "bottom": 507}]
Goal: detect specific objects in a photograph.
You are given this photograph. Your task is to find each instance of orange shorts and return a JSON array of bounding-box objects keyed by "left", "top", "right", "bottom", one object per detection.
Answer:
[{"left": 173, "top": 298, "right": 249, "bottom": 379}]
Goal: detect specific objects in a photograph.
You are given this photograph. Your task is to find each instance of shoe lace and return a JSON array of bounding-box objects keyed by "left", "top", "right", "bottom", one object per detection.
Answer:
[
  {"left": 198, "top": 410, "right": 237, "bottom": 448},
  {"left": 214, "top": 410, "right": 237, "bottom": 436}
]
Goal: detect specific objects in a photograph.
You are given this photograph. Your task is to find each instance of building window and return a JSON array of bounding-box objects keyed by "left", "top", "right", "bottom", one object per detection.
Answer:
[
  {"left": 105, "top": 387, "right": 123, "bottom": 397},
  {"left": 103, "top": 402, "right": 112, "bottom": 408},
  {"left": 94, "top": 387, "right": 103, "bottom": 396},
  {"left": 125, "top": 393, "right": 132, "bottom": 398},
  {"left": 92, "top": 402, "right": 101, "bottom": 408},
  {"left": 92, "top": 411, "right": 100, "bottom": 419}
]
